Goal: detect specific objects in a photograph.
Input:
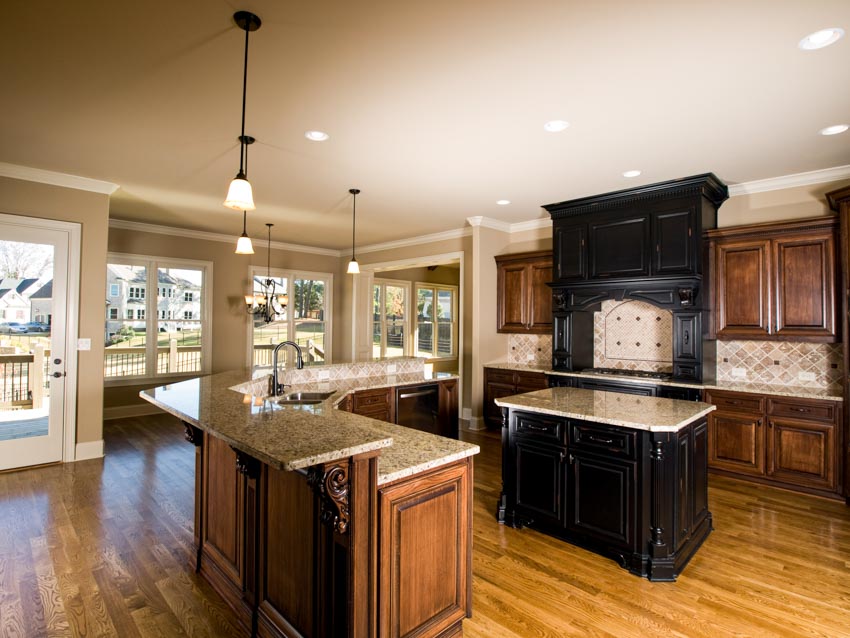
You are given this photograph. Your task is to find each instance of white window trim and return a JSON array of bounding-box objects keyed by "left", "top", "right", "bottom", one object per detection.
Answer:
[
  {"left": 245, "top": 266, "right": 334, "bottom": 366},
  {"left": 106, "top": 252, "right": 213, "bottom": 386},
  {"left": 414, "top": 281, "right": 459, "bottom": 362},
  {"left": 109, "top": 283, "right": 119, "bottom": 297},
  {"left": 373, "top": 278, "right": 411, "bottom": 358}
]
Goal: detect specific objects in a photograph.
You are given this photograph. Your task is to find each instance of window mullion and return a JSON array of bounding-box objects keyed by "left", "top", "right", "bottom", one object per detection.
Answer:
[{"left": 147, "top": 261, "right": 158, "bottom": 377}]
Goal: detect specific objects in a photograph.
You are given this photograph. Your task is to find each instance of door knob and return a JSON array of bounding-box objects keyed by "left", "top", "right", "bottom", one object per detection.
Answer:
[{"left": 52, "top": 371, "right": 65, "bottom": 378}]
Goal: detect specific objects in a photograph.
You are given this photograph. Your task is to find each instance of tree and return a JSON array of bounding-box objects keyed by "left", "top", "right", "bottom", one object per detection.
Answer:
[{"left": 0, "top": 240, "right": 52, "bottom": 279}]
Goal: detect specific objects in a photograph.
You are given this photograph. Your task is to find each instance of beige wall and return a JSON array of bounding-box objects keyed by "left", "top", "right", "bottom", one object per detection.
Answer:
[
  {"left": 0, "top": 176, "right": 109, "bottom": 445},
  {"left": 720, "top": 179, "right": 850, "bottom": 227},
  {"left": 106, "top": 225, "right": 341, "bottom": 408}
]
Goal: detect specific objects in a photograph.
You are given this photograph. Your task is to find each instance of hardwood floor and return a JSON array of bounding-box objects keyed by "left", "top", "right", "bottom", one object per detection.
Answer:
[{"left": 0, "top": 414, "right": 848, "bottom": 637}]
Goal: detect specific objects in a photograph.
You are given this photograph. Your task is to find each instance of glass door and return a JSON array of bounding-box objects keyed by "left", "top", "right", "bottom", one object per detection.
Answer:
[{"left": 0, "top": 215, "right": 73, "bottom": 470}]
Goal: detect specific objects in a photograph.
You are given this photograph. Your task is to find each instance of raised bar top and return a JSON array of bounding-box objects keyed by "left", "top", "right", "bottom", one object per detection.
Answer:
[{"left": 495, "top": 386, "right": 715, "bottom": 432}]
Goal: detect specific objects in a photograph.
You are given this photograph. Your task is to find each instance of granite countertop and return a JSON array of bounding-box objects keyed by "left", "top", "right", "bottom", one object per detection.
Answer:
[
  {"left": 495, "top": 387, "right": 716, "bottom": 432},
  {"left": 140, "top": 369, "right": 478, "bottom": 485},
  {"left": 486, "top": 362, "right": 843, "bottom": 401}
]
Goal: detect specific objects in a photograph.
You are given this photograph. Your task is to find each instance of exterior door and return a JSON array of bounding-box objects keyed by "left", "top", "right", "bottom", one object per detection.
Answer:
[{"left": 0, "top": 214, "right": 78, "bottom": 470}]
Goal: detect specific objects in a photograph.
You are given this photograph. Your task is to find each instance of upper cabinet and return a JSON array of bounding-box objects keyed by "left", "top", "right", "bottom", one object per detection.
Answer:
[
  {"left": 495, "top": 250, "right": 553, "bottom": 334},
  {"left": 544, "top": 174, "right": 727, "bottom": 285},
  {"left": 707, "top": 216, "right": 839, "bottom": 342}
]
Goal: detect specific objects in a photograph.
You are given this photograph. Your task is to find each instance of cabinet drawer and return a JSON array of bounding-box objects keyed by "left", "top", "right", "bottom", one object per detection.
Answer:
[
  {"left": 486, "top": 368, "right": 516, "bottom": 385},
  {"left": 767, "top": 398, "right": 836, "bottom": 422},
  {"left": 352, "top": 388, "right": 392, "bottom": 411},
  {"left": 706, "top": 391, "right": 764, "bottom": 414},
  {"left": 514, "top": 412, "right": 566, "bottom": 444},
  {"left": 569, "top": 422, "right": 637, "bottom": 460}
]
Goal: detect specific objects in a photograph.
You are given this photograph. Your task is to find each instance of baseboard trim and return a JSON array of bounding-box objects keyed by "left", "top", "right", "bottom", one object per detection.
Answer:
[
  {"left": 103, "top": 404, "right": 163, "bottom": 421},
  {"left": 75, "top": 439, "right": 104, "bottom": 461},
  {"left": 464, "top": 416, "right": 488, "bottom": 431}
]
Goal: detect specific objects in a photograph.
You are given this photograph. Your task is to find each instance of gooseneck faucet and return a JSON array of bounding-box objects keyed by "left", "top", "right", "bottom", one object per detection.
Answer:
[{"left": 271, "top": 341, "right": 304, "bottom": 396}]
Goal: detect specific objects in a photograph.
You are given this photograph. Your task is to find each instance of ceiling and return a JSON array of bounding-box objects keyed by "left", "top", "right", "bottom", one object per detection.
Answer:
[{"left": 2, "top": 1, "right": 849, "bottom": 251}]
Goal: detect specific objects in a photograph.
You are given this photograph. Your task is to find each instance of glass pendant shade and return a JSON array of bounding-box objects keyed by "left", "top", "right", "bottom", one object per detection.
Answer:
[
  {"left": 347, "top": 259, "right": 360, "bottom": 274},
  {"left": 235, "top": 233, "right": 254, "bottom": 254},
  {"left": 224, "top": 173, "right": 255, "bottom": 210}
]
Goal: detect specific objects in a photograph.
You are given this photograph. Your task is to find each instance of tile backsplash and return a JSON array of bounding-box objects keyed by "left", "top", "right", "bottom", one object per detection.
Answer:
[
  {"left": 593, "top": 300, "right": 673, "bottom": 372},
  {"left": 716, "top": 341, "right": 842, "bottom": 390},
  {"left": 255, "top": 356, "right": 426, "bottom": 384},
  {"left": 507, "top": 334, "right": 552, "bottom": 366}
]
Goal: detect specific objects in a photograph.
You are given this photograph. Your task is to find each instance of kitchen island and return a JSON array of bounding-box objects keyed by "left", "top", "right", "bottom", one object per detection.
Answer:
[
  {"left": 141, "top": 369, "right": 478, "bottom": 638},
  {"left": 496, "top": 387, "right": 715, "bottom": 581}
]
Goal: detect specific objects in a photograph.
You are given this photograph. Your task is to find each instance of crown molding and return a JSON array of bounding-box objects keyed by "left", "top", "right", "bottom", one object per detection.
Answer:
[
  {"left": 357, "top": 226, "right": 471, "bottom": 255},
  {"left": 108, "top": 218, "right": 342, "bottom": 257},
  {"left": 728, "top": 165, "right": 850, "bottom": 197},
  {"left": 510, "top": 217, "right": 551, "bottom": 233},
  {"left": 466, "top": 215, "right": 550, "bottom": 234},
  {"left": 0, "top": 162, "right": 119, "bottom": 195}
]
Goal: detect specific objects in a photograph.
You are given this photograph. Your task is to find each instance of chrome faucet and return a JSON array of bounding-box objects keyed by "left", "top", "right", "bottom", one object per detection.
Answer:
[{"left": 271, "top": 341, "right": 304, "bottom": 396}]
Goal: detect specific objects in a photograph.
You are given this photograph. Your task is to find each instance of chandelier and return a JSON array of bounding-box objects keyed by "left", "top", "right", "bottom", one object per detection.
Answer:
[{"left": 245, "top": 223, "right": 288, "bottom": 323}]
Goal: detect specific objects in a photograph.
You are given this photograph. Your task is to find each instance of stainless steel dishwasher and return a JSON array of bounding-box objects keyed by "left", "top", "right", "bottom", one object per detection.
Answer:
[{"left": 395, "top": 383, "right": 440, "bottom": 434}]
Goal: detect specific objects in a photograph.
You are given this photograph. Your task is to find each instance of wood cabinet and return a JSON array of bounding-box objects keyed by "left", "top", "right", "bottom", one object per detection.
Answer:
[
  {"left": 553, "top": 223, "right": 586, "bottom": 281},
  {"left": 483, "top": 367, "right": 548, "bottom": 428},
  {"left": 499, "top": 408, "right": 711, "bottom": 581},
  {"left": 495, "top": 250, "right": 553, "bottom": 334},
  {"left": 705, "top": 389, "right": 841, "bottom": 497},
  {"left": 350, "top": 386, "right": 394, "bottom": 423},
  {"left": 708, "top": 217, "right": 839, "bottom": 342}
]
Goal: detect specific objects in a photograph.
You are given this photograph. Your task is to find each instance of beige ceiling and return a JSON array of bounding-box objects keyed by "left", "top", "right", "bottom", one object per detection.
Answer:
[{"left": 2, "top": 1, "right": 849, "bottom": 251}]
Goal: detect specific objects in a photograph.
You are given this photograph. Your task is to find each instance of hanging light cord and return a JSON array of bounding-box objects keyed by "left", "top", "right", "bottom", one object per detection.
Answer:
[
  {"left": 351, "top": 192, "right": 357, "bottom": 260},
  {"left": 238, "top": 22, "right": 250, "bottom": 175}
]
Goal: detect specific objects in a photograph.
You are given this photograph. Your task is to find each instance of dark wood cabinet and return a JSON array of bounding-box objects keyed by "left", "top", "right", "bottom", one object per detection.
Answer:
[
  {"left": 483, "top": 367, "right": 548, "bottom": 428},
  {"left": 346, "top": 379, "right": 458, "bottom": 438},
  {"left": 553, "top": 223, "right": 586, "bottom": 281},
  {"left": 495, "top": 250, "right": 553, "bottom": 334},
  {"left": 350, "top": 386, "right": 394, "bottom": 423},
  {"left": 708, "top": 217, "right": 838, "bottom": 342},
  {"left": 705, "top": 389, "right": 842, "bottom": 497},
  {"left": 499, "top": 407, "right": 711, "bottom": 581}
]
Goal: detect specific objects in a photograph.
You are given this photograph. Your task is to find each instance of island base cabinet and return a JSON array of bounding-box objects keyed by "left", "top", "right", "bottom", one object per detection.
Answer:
[
  {"left": 378, "top": 459, "right": 472, "bottom": 638},
  {"left": 499, "top": 410, "right": 712, "bottom": 581}
]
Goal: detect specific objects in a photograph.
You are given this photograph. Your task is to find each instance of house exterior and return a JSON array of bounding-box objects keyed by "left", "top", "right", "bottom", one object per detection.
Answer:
[{"left": 29, "top": 280, "right": 53, "bottom": 325}]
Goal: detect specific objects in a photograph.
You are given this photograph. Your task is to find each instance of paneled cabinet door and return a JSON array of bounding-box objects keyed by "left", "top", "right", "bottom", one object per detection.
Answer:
[
  {"left": 554, "top": 223, "right": 587, "bottom": 282},
  {"left": 589, "top": 215, "right": 651, "bottom": 279},
  {"left": 496, "top": 261, "right": 528, "bottom": 332},
  {"left": 512, "top": 438, "right": 565, "bottom": 528},
  {"left": 528, "top": 260, "right": 554, "bottom": 332},
  {"left": 773, "top": 233, "right": 836, "bottom": 340},
  {"left": 766, "top": 417, "right": 837, "bottom": 491},
  {"left": 495, "top": 251, "right": 553, "bottom": 334},
  {"left": 707, "top": 412, "right": 765, "bottom": 476},
  {"left": 715, "top": 239, "right": 772, "bottom": 339},
  {"left": 566, "top": 451, "right": 636, "bottom": 549},
  {"left": 653, "top": 208, "right": 696, "bottom": 275}
]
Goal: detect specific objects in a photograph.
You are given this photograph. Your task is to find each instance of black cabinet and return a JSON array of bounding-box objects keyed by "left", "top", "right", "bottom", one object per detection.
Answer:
[
  {"left": 654, "top": 209, "right": 696, "bottom": 275},
  {"left": 553, "top": 223, "right": 586, "bottom": 281},
  {"left": 589, "top": 215, "right": 651, "bottom": 279},
  {"left": 498, "top": 407, "right": 712, "bottom": 581},
  {"left": 575, "top": 378, "right": 657, "bottom": 396}
]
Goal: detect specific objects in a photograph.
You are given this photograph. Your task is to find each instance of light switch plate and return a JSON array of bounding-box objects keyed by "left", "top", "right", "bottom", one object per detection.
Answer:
[
  {"left": 77, "top": 338, "right": 91, "bottom": 351},
  {"left": 731, "top": 368, "right": 747, "bottom": 378}
]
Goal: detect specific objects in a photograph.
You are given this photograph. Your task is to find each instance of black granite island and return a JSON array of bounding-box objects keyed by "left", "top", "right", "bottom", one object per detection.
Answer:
[
  {"left": 141, "top": 370, "right": 479, "bottom": 638},
  {"left": 495, "top": 387, "right": 715, "bottom": 581}
]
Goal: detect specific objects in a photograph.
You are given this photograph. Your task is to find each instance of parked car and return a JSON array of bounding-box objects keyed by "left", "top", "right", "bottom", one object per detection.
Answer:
[
  {"left": 0, "top": 322, "right": 28, "bottom": 334},
  {"left": 24, "top": 321, "right": 50, "bottom": 333}
]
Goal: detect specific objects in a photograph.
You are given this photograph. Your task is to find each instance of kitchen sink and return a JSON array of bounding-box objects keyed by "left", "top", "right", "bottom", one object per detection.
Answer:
[{"left": 274, "top": 390, "right": 335, "bottom": 405}]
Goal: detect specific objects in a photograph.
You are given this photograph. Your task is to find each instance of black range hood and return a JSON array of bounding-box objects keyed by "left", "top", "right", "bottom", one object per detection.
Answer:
[{"left": 543, "top": 173, "right": 729, "bottom": 383}]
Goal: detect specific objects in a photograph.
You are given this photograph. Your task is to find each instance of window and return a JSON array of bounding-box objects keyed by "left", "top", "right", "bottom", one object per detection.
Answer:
[
  {"left": 249, "top": 268, "right": 333, "bottom": 368},
  {"left": 105, "top": 256, "right": 212, "bottom": 381},
  {"left": 109, "top": 284, "right": 119, "bottom": 297},
  {"left": 373, "top": 280, "right": 409, "bottom": 358},
  {"left": 415, "top": 284, "right": 457, "bottom": 359}
]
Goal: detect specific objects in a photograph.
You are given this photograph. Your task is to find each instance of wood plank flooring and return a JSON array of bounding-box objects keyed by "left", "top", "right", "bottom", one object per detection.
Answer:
[{"left": 0, "top": 414, "right": 848, "bottom": 637}]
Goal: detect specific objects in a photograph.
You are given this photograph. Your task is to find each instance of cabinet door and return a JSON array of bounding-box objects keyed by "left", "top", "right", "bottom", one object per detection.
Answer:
[
  {"left": 351, "top": 387, "right": 393, "bottom": 423},
  {"left": 552, "top": 312, "right": 571, "bottom": 370},
  {"left": 766, "top": 417, "right": 836, "bottom": 491},
  {"left": 513, "top": 439, "right": 565, "bottom": 528},
  {"left": 554, "top": 223, "right": 587, "bottom": 281},
  {"left": 589, "top": 215, "right": 650, "bottom": 279},
  {"left": 715, "top": 239, "right": 772, "bottom": 339},
  {"left": 773, "top": 233, "right": 837, "bottom": 341},
  {"left": 515, "top": 370, "right": 547, "bottom": 394},
  {"left": 496, "top": 261, "right": 528, "bottom": 332},
  {"left": 484, "top": 381, "right": 516, "bottom": 428},
  {"left": 566, "top": 451, "right": 636, "bottom": 549},
  {"left": 653, "top": 209, "right": 696, "bottom": 275},
  {"left": 707, "top": 412, "right": 765, "bottom": 476},
  {"left": 527, "top": 258, "right": 553, "bottom": 333}
]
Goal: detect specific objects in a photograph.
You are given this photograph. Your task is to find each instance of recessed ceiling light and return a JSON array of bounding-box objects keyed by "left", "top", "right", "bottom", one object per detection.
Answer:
[
  {"left": 798, "top": 28, "right": 845, "bottom": 50},
  {"left": 305, "top": 130, "right": 329, "bottom": 142},
  {"left": 819, "top": 124, "right": 849, "bottom": 136},
  {"left": 496, "top": 200, "right": 511, "bottom": 206},
  {"left": 623, "top": 170, "right": 642, "bottom": 178},
  {"left": 543, "top": 120, "right": 570, "bottom": 133}
]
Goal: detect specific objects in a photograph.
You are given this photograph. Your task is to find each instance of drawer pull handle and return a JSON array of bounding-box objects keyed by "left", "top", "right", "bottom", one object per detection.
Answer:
[
  {"left": 727, "top": 400, "right": 742, "bottom": 405},
  {"left": 587, "top": 436, "right": 614, "bottom": 444},
  {"left": 790, "top": 407, "right": 811, "bottom": 413},
  {"left": 524, "top": 424, "right": 550, "bottom": 432}
]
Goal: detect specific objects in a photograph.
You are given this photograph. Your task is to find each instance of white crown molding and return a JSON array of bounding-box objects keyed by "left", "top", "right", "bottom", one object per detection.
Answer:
[
  {"left": 357, "top": 226, "right": 472, "bottom": 255},
  {"left": 510, "top": 217, "right": 551, "bottom": 233},
  {"left": 109, "top": 218, "right": 342, "bottom": 257},
  {"left": 728, "top": 165, "right": 850, "bottom": 197},
  {"left": 0, "top": 162, "right": 119, "bottom": 195},
  {"left": 466, "top": 215, "right": 550, "bottom": 234}
]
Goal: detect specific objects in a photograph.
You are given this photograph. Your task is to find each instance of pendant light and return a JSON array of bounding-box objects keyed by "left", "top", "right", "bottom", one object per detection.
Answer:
[
  {"left": 347, "top": 188, "right": 361, "bottom": 274},
  {"left": 235, "top": 135, "right": 255, "bottom": 254},
  {"left": 224, "top": 11, "right": 261, "bottom": 211},
  {"left": 245, "top": 224, "right": 288, "bottom": 323}
]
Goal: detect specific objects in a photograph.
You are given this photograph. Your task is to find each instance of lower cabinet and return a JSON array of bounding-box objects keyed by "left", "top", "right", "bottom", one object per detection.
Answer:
[
  {"left": 705, "top": 389, "right": 841, "bottom": 497},
  {"left": 483, "top": 367, "right": 548, "bottom": 428},
  {"left": 499, "top": 409, "right": 711, "bottom": 581}
]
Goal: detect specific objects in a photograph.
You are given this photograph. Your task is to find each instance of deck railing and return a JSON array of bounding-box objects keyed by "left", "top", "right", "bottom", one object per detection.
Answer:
[
  {"left": 0, "top": 346, "right": 46, "bottom": 409},
  {"left": 253, "top": 339, "right": 324, "bottom": 367},
  {"left": 104, "top": 342, "right": 202, "bottom": 378}
]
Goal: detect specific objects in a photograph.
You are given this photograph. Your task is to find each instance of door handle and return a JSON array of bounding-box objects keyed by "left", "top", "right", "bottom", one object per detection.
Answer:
[{"left": 52, "top": 371, "right": 65, "bottom": 378}]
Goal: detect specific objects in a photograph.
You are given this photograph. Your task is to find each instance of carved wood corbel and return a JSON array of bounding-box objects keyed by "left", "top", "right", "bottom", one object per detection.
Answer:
[{"left": 308, "top": 461, "right": 351, "bottom": 535}]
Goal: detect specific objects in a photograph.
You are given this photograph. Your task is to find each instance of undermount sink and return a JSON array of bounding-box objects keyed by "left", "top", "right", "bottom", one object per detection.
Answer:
[{"left": 274, "top": 390, "right": 335, "bottom": 405}]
